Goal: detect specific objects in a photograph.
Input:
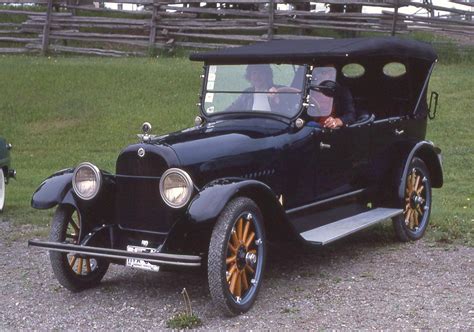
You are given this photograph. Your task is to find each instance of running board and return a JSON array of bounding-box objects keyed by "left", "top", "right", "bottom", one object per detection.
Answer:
[{"left": 300, "top": 208, "right": 403, "bottom": 245}]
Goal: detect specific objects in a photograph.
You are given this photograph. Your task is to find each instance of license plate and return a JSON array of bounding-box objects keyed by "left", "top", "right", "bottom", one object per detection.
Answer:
[{"left": 126, "top": 245, "right": 160, "bottom": 272}]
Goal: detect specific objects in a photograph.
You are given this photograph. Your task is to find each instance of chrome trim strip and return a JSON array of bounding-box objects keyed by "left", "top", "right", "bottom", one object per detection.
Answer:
[{"left": 285, "top": 188, "right": 367, "bottom": 215}]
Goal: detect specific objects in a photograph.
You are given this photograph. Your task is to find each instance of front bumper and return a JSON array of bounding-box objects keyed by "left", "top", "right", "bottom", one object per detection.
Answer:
[{"left": 28, "top": 240, "right": 201, "bottom": 267}]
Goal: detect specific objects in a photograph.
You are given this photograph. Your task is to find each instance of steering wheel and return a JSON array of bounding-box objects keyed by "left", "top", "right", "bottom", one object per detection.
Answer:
[
  {"left": 268, "top": 86, "right": 301, "bottom": 113},
  {"left": 273, "top": 86, "right": 302, "bottom": 94}
]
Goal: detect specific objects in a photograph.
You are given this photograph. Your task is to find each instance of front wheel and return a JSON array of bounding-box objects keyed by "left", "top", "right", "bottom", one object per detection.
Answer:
[
  {"left": 393, "top": 157, "right": 432, "bottom": 242},
  {"left": 49, "top": 205, "right": 109, "bottom": 291},
  {"left": 208, "top": 197, "right": 266, "bottom": 316}
]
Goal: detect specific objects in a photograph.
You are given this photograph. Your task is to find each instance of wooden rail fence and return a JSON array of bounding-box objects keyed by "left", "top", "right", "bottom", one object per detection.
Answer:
[{"left": 0, "top": 0, "right": 473, "bottom": 56}]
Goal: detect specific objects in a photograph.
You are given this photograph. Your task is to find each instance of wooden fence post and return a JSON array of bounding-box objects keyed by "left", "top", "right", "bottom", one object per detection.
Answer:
[
  {"left": 41, "top": 0, "right": 53, "bottom": 55},
  {"left": 268, "top": 0, "right": 274, "bottom": 40},
  {"left": 391, "top": 0, "right": 400, "bottom": 36},
  {"left": 148, "top": 2, "right": 158, "bottom": 52}
]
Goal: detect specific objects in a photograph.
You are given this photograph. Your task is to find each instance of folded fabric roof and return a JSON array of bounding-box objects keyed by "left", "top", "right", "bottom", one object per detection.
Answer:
[{"left": 189, "top": 37, "right": 437, "bottom": 64}]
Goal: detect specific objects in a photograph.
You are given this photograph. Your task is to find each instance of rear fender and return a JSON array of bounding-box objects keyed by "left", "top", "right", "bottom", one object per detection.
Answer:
[
  {"left": 187, "top": 178, "right": 293, "bottom": 241},
  {"left": 398, "top": 141, "right": 443, "bottom": 200}
]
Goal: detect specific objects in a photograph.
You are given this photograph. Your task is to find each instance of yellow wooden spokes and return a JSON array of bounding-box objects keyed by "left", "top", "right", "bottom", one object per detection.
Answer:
[
  {"left": 227, "top": 264, "right": 237, "bottom": 282},
  {"left": 236, "top": 218, "right": 243, "bottom": 242},
  {"left": 226, "top": 216, "right": 258, "bottom": 298},
  {"left": 231, "top": 229, "right": 240, "bottom": 248},
  {"left": 242, "top": 221, "right": 250, "bottom": 245},
  {"left": 86, "top": 258, "right": 92, "bottom": 274},
  {"left": 404, "top": 170, "right": 425, "bottom": 230},
  {"left": 228, "top": 243, "right": 237, "bottom": 254},
  {"left": 245, "top": 264, "right": 255, "bottom": 275},
  {"left": 226, "top": 255, "right": 236, "bottom": 265},
  {"left": 229, "top": 269, "right": 239, "bottom": 295},
  {"left": 245, "top": 232, "right": 255, "bottom": 249},
  {"left": 78, "top": 258, "right": 84, "bottom": 275},
  {"left": 235, "top": 272, "right": 242, "bottom": 297},
  {"left": 241, "top": 270, "right": 249, "bottom": 291},
  {"left": 69, "top": 256, "right": 77, "bottom": 269}
]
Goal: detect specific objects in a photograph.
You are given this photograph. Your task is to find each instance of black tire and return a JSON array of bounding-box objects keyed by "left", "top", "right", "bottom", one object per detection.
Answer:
[
  {"left": 49, "top": 205, "right": 109, "bottom": 291},
  {"left": 393, "top": 157, "right": 432, "bottom": 242},
  {"left": 208, "top": 197, "right": 266, "bottom": 316}
]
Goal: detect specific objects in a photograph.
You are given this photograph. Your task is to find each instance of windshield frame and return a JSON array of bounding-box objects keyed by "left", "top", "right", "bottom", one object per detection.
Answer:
[{"left": 199, "top": 63, "right": 311, "bottom": 121}]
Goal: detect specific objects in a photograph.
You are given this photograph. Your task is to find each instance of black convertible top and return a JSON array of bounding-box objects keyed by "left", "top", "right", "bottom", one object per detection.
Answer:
[{"left": 190, "top": 37, "right": 437, "bottom": 64}]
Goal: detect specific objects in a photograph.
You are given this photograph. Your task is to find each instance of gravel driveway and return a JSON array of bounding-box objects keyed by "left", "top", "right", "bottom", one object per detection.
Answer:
[{"left": 1, "top": 219, "right": 472, "bottom": 330}]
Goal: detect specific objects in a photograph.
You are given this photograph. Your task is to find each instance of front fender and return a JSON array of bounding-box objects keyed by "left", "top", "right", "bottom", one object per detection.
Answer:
[
  {"left": 31, "top": 168, "right": 116, "bottom": 213},
  {"left": 187, "top": 178, "right": 279, "bottom": 224},
  {"left": 398, "top": 141, "right": 443, "bottom": 200},
  {"left": 31, "top": 169, "right": 75, "bottom": 209}
]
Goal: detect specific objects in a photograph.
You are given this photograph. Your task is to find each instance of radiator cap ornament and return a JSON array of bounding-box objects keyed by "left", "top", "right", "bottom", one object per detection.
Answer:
[
  {"left": 142, "top": 122, "right": 152, "bottom": 134},
  {"left": 138, "top": 122, "right": 154, "bottom": 143}
]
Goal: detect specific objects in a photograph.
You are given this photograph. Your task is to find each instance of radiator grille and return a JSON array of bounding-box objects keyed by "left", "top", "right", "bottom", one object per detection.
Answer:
[{"left": 115, "top": 145, "right": 173, "bottom": 233}]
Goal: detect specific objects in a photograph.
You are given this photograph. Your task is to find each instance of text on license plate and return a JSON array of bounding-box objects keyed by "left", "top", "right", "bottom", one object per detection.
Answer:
[{"left": 126, "top": 245, "right": 160, "bottom": 272}]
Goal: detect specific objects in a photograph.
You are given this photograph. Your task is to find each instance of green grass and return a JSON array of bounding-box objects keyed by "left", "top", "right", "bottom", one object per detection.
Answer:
[
  {"left": 166, "top": 313, "right": 202, "bottom": 329},
  {"left": 0, "top": 55, "right": 202, "bottom": 225},
  {"left": 0, "top": 55, "right": 472, "bottom": 245}
]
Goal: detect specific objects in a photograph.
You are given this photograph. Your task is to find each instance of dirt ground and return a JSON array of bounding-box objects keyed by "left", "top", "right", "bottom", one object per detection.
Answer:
[{"left": 0, "top": 218, "right": 472, "bottom": 330}]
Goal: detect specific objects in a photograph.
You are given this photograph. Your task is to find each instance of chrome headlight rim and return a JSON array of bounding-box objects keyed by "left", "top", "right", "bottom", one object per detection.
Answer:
[
  {"left": 159, "top": 168, "right": 193, "bottom": 209},
  {"left": 72, "top": 162, "right": 102, "bottom": 201}
]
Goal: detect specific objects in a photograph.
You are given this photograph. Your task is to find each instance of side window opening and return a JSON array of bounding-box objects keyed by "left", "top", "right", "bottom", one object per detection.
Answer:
[
  {"left": 342, "top": 63, "right": 365, "bottom": 79},
  {"left": 383, "top": 62, "right": 407, "bottom": 78}
]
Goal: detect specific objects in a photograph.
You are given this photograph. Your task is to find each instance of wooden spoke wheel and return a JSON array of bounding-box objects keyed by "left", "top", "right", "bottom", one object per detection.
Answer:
[
  {"left": 208, "top": 197, "right": 266, "bottom": 316},
  {"left": 49, "top": 205, "right": 109, "bottom": 291},
  {"left": 393, "top": 157, "right": 432, "bottom": 242}
]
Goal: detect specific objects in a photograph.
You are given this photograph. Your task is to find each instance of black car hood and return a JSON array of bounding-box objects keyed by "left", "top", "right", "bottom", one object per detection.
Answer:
[{"left": 150, "top": 117, "right": 290, "bottom": 185}]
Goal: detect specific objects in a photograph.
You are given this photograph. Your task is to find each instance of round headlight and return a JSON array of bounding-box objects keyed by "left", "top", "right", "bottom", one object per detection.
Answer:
[
  {"left": 72, "top": 162, "right": 102, "bottom": 200},
  {"left": 159, "top": 168, "right": 193, "bottom": 208}
]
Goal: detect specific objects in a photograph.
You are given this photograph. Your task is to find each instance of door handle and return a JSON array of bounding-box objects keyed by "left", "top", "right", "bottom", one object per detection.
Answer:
[
  {"left": 320, "top": 142, "right": 331, "bottom": 150},
  {"left": 394, "top": 129, "right": 404, "bottom": 136}
]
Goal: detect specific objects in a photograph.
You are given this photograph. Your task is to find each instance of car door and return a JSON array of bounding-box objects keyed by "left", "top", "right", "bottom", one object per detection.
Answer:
[
  {"left": 308, "top": 66, "right": 370, "bottom": 200},
  {"left": 313, "top": 124, "right": 370, "bottom": 200},
  {"left": 369, "top": 116, "right": 409, "bottom": 189}
]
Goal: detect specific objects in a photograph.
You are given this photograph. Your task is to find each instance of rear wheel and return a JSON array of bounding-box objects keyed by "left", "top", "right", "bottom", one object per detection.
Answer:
[
  {"left": 0, "top": 170, "right": 5, "bottom": 212},
  {"left": 393, "top": 157, "right": 432, "bottom": 241},
  {"left": 208, "top": 197, "right": 266, "bottom": 316},
  {"left": 49, "top": 205, "right": 109, "bottom": 291}
]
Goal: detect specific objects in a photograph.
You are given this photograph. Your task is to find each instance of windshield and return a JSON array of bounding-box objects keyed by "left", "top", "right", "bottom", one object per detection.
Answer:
[{"left": 203, "top": 64, "right": 305, "bottom": 118}]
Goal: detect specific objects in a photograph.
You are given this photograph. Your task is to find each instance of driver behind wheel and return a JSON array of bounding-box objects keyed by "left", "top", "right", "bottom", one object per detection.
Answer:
[{"left": 225, "top": 64, "right": 284, "bottom": 112}]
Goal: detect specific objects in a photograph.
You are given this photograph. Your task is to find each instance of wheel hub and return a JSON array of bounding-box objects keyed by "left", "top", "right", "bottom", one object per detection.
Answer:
[
  {"left": 409, "top": 192, "right": 424, "bottom": 209},
  {"left": 236, "top": 245, "right": 247, "bottom": 270},
  {"left": 245, "top": 252, "right": 257, "bottom": 265}
]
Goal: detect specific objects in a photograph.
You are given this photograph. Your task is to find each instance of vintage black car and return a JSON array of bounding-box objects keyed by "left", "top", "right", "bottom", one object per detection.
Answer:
[
  {"left": 0, "top": 136, "right": 15, "bottom": 212},
  {"left": 29, "top": 37, "right": 443, "bottom": 316}
]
